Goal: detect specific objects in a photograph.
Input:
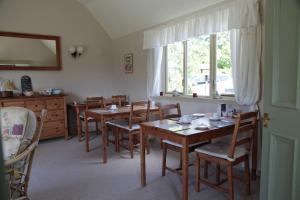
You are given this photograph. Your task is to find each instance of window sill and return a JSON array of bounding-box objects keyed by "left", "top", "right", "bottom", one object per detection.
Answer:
[{"left": 153, "top": 95, "right": 236, "bottom": 104}]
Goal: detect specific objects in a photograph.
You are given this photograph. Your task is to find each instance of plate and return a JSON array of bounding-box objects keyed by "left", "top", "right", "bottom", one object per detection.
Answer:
[
  {"left": 209, "top": 117, "right": 221, "bottom": 121},
  {"left": 192, "top": 113, "right": 205, "bottom": 117}
]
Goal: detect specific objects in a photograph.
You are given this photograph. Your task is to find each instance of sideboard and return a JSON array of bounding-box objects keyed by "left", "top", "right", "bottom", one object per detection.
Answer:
[{"left": 0, "top": 95, "right": 68, "bottom": 140}]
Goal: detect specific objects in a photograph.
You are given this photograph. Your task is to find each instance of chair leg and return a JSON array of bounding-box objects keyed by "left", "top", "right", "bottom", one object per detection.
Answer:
[
  {"left": 245, "top": 156, "right": 251, "bottom": 195},
  {"left": 179, "top": 152, "right": 183, "bottom": 170},
  {"left": 113, "top": 127, "right": 118, "bottom": 152},
  {"left": 227, "top": 164, "right": 234, "bottom": 200},
  {"left": 129, "top": 133, "right": 134, "bottom": 159},
  {"left": 162, "top": 143, "right": 167, "bottom": 176},
  {"left": 95, "top": 122, "right": 99, "bottom": 135},
  {"left": 146, "top": 137, "right": 150, "bottom": 155},
  {"left": 195, "top": 156, "right": 201, "bottom": 192},
  {"left": 216, "top": 164, "right": 221, "bottom": 183},
  {"left": 204, "top": 161, "right": 209, "bottom": 179}
]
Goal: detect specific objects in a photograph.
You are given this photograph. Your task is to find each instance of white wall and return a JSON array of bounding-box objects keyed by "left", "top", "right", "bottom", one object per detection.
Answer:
[
  {"left": 0, "top": 0, "right": 117, "bottom": 102},
  {"left": 112, "top": 31, "right": 148, "bottom": 102}
]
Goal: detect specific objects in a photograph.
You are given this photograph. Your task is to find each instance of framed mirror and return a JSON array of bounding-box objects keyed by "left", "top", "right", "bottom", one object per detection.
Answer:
[{"left": 0, "top": 31, "right": 61, "bottom": 70}]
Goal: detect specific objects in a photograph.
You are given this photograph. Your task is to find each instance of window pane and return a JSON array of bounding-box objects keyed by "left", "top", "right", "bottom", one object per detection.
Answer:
[
  {"left": 167, "top": 42, "right": 184, "bottom": 93},
  {"left": 216, "top": 32, "right": 234, "bottom": 95},
  {"left": 186, "top": 35, "right": 210, "bottom": 96}
]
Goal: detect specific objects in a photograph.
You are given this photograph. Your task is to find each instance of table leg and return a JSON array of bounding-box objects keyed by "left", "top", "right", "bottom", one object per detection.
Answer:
[
  {"left": 85, "top": 112, "right": 90, "bottom": 152},
  {"left": 140, "top": 127, "right": 146, "bottom": 187},
  {"left": 76, "top": 108, "right": 81, "bottom": 141},
  {"left": 182, "top": 138, "right": 189, "bottom": 200},
  {"left": 252, "top": 124, "right": 258, "bottom": 180},
  {"left": 101, "top": 116, "right": 108, "bottom": 163}
]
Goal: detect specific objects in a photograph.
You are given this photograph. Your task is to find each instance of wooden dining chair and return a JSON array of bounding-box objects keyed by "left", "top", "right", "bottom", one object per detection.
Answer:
[
  {"left": 78, "top": 96, "right": 105, "bottom": 141},
  {"left": 112, "top": 95, "right": 127, "bottom": 107},
  {"left": 160, "top": 103, "right": 208, "bottom": 176},
  {"left": 106, "top": 100, "right": 150, "bottom": 158},
  {"left": 194, "top": 111, "right": 258, "bottom": 200}
]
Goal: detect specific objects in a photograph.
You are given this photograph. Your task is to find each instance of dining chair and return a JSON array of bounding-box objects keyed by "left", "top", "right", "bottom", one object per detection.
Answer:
[
  {"left": 77, "top": 96, "right": 105, "bottom": 141},
  {"left": 194, "top": 111, "right": 258, "bottom": 200},
  {"left": 160, "top": 103, "right": 208, "bottom": 176},
  {"left": 112, "top": 95, "right": 127, "bottom": 107},
  {"left": 106, "top": 100, "right": 150, "bottom": 158}
]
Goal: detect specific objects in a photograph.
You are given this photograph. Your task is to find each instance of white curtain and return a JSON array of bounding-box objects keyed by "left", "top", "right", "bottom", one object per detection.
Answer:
[
  {"left": 230, "top": 26, "right": 261, "bottom": 107},
  {"left": 143, "top": 0, "right": 259, "bottom": 50},
  {"left": 147, "top": 47, "right": 164, "bottom": 98},
  {"left": 144, "top": 0, "right": 261, "bottom": 105}
]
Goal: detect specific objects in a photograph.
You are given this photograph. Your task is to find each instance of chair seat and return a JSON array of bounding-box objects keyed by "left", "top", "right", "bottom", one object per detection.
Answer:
[
  {"left": 195, "top": 141, "right": 248, "bottom": 161},
  {"left": 162, "top": 140, "right": 205, "bottom": 148},
  {"left": 106, "top": 120, "right": 140, "bottom": 131},
  {"left": 79, "top": 114, "right": 95, "bottom": 121}
]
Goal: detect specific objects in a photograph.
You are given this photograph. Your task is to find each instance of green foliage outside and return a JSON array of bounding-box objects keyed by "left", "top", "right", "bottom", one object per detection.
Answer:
[{"left": 167, "top": 32, "right": 232, "bottom": 94}]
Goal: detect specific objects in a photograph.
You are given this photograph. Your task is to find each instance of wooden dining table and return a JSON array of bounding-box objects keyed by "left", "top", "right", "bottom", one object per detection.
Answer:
[
  {"left": 139, "top": 115, "right": 258, "bottom": 200},
  {"left": 84, "top": 105, "right": 159, "bottom": 163}
]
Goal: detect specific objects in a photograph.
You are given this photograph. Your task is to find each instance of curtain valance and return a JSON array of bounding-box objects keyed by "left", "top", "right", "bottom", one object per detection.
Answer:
[{"left": 143, "top": 0, "right": 259, "bottom": 50}]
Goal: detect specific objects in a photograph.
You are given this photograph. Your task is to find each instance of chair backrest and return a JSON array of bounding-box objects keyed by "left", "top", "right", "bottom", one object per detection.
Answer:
[
  {"left": 85, "top": 97, "right": 105, "bottom": 110},
  {"left": 159, "top": 103, "right": 182, "bottom": 120},
  {"left": 4, "top": 108, "right": 47, "bottom": 198},
  {"left": 227, "top": 111, "right": 258, "bottom": 159},
  {"left": 128, "top": 100, "right": 150, "bottom": 129},
  {"left": 112, "top": 95, "right": 127, "bottom": 107}
]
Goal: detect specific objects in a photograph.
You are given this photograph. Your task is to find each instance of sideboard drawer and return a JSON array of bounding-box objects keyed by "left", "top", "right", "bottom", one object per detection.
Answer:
[
  {"left": 46, "top": 110, "right": 65, "bottom": 121},
  {"left": 42, "top": 120, "right": 65, "bottom": 138},
  {"left": 26, "top": 100, "right": 45, "bottom": 112},
  {"left": 46, "top": 99, "right": 64, "bottom": 110},
  {"left": 2, "top": 101, "right": 25, "bottom": 107}
]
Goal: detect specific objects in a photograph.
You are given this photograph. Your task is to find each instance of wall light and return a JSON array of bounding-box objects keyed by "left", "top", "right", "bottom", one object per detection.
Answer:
[{"left": 69, "top": 45, "right": 84, "bottom": 58}]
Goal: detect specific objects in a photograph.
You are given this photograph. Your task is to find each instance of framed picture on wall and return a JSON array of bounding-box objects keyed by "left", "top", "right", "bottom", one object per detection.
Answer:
[{"left": 124, "top": 53, "right": 133, "bottom": 73}]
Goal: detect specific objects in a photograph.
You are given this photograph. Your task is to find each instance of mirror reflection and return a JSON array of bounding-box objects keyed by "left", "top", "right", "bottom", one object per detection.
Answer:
[{"left": 0, "top": 31, "right": 61, "bottom": 70}]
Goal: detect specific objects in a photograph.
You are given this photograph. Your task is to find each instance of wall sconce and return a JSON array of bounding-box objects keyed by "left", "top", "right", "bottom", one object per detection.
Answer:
[{"left": 69, "top": 45, "right": 84, "bottom": 58}]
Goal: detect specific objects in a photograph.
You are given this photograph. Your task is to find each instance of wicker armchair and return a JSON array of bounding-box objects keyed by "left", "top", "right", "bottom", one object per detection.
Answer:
[{"left": 3, "top": 108, "right": 47, "bottom": 200}]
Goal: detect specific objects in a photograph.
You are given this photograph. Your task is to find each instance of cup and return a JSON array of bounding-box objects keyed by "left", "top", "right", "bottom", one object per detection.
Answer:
[
  {"left": 160, "top": 91, "right": 164, "bottom": 96},
  {"left": 110, "top": 104, "right": 117, "bottom": 110},
  {"left": 151, "top": 101, "right": 156, "bottom": 107},
  {"left": 212, "top": 113, "right": 219, "bottom": 118}
]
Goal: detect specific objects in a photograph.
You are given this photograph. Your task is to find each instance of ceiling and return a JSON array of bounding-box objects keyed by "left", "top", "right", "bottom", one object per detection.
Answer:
[{"left": 77, "top": 0, "right": 226, "bottom": 39}]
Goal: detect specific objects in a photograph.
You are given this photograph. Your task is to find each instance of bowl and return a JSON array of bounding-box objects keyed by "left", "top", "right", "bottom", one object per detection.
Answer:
[
  {"left": 52, "top": 89, "right": 62, "bottom": 95},
  {"left": 23, "top": 91, "right": 34, "bottom": 97}
]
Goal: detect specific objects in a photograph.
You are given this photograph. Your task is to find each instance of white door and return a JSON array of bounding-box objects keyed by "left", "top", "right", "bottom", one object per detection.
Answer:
[{"left": 260, "top": 0, "right": 300, "bottom": 199}]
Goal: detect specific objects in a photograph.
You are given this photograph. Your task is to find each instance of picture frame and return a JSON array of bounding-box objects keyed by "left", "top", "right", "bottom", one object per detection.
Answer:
[{"left": 124, "top": 53, "right": 133, "bottom": 73}]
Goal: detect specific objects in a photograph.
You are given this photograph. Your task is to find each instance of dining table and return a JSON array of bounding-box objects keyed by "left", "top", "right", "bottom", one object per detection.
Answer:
[
  {"left": 139, "top": 115, "right": 258, "bottom": 200},
  {"left": 84, "top": 105, "right": 159, "bottom": 163},
  {"left": 72, "top": 98, "right": 124, "bottom": 141}
]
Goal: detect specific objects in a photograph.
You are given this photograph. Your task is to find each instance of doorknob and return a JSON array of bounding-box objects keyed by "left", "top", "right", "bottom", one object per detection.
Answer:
[{"left": 263, "top": 113, "right": 271, "bottom": 128}]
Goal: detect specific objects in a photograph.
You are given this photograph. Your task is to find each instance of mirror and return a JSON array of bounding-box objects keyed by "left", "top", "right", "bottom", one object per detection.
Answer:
[{"left": 0, "top": 31, "right": 61, "bottom": 70}]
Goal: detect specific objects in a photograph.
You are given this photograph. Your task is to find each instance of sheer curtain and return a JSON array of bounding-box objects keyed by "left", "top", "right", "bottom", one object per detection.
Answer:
[
  {"left": 144, "top": 0, "right": 261, "bottom": 107},
  {"left": 147, "top": 47, "right": 164, "bottom": 98},
  {"left": 230, "top": 26, "right": 261, "bottom": 107}
]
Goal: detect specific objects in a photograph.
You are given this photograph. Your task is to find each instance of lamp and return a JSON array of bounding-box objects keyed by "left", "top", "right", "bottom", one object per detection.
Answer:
[{"left": 69, "top": 45, "right": 84, "bottom": 58}]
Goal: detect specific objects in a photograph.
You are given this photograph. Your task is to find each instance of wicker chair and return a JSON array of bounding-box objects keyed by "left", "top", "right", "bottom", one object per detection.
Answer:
[{"left": 3, "top": 108, "right": 47, "bottom": 200}]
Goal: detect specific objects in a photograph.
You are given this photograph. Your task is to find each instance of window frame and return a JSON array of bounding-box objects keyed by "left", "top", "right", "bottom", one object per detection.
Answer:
[{"left": 165, "top": 33, "right": 234, "bottom": 98}]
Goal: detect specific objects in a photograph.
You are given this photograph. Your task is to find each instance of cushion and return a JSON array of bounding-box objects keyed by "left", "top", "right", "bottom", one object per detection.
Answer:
[
  {"left": 195, "top": 141, "right": 248, "bottom": 161},
  {"left": 162, "top": 140, "right": 205, "bottom": 148},
  {"left": 79, "top": 113, "right": 95, "bottom": 121},
  {"left": 106, "top": 120, "right": 140, "bottom": 131},
  {"left": 1, "top": 107, "right": 30, "bottom": 160}
]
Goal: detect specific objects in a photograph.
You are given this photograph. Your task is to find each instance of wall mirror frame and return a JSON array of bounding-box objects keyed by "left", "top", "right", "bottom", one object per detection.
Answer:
[{"left": 0, "top": 31, "right": 62, "bottom": 71}]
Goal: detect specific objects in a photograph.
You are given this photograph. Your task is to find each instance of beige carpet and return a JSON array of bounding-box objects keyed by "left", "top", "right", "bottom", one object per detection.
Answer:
[{"left": 29, "top": 136, "right": 259, "bottom": 200}]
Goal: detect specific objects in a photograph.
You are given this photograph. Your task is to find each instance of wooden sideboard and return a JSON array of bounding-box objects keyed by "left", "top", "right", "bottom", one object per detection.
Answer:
[{"left": 0, "top": 95, "right": 68, "bottom": 140}]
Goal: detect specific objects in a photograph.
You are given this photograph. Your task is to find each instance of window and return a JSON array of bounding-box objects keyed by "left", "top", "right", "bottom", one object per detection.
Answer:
[{"left": 166, "top": 31, "right": 234, "bottom": 97}]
